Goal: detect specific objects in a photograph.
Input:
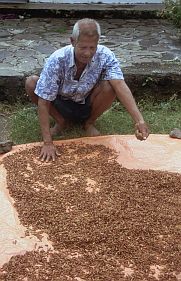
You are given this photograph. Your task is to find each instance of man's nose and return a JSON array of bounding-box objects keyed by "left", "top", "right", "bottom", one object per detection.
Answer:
[{"left": 84, "top": 48, "right": 92, "bottom": 57}]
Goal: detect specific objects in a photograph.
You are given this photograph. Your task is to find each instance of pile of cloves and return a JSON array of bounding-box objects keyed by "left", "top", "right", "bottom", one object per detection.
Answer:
[{"left": 1, "top": 144, "right": 180, "bottom": 281}]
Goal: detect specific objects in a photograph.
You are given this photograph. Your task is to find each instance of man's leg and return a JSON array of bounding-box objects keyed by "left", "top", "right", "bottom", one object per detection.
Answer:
[
  {"left": 84, "top": 80, "right": 116, "bottom": 136},
  {"left": 25, "top": 75, "right": 66, "bottom": 135}
]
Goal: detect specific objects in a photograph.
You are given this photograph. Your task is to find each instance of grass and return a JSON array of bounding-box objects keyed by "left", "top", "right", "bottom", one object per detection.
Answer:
[
  {"left": 7, "top": 95, "right": 181, "bottom": 145},
  {"left": 53, "top": 27, "right": 67, "bottom": 34},
  {"left": 10, "top": 106, "right": 41, "bottom": 144}
]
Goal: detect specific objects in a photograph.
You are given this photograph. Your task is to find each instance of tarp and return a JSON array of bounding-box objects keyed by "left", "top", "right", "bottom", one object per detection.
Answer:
[{"left": 0, "top": 134, "right": 180, "bottom": 268}]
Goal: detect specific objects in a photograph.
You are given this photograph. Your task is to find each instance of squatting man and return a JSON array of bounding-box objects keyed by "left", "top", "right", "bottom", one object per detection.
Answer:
[{"left": 25, "top": 18, "right": 149, "bottom": 162}]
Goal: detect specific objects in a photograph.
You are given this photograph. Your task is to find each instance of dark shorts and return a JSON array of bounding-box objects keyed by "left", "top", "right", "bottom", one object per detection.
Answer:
[{"left": 52, "top": 95, "right": 92, "bottom": 124}]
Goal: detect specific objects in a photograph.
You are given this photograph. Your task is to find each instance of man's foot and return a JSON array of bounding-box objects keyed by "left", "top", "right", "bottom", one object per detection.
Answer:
[
  {"left": 84, "top": 124, "right": 100, "bottom": 137},
  {"left": 50, "top": 123, "right": 62, "bottom": 137},
  {"left": 169, "top": 128, "right": 181, "bottom": 139}
]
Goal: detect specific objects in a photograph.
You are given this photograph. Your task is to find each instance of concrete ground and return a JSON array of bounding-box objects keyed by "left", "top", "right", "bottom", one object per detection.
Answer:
[
  {"left": 0, "top": 7, "right": 181, "bottom": 141},
  {"left": 0, "top": 16, "right": 181, "bottom": 98}
]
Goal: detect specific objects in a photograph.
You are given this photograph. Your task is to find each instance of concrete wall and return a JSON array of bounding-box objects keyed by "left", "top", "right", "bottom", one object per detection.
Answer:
[{"left": 30, "top": 0, "right": 162, "bottom": 4}]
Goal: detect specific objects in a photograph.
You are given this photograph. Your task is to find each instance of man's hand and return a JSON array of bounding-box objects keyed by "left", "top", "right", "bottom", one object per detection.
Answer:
[
  {"left": 39, "top": 142, "right": 60, "bottom": 162},
  {"left": 135, "top": 121, "right": 150, "bottom": 141}
]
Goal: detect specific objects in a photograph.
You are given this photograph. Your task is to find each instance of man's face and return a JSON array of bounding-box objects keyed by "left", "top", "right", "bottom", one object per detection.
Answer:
[{"left": 71, "top": 34, "right": 99, "bottom": 67}]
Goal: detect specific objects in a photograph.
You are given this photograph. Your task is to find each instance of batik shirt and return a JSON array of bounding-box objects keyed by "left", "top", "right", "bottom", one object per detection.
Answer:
[{"left": 35, "top": 44, "right": 124, "bottom": 104}]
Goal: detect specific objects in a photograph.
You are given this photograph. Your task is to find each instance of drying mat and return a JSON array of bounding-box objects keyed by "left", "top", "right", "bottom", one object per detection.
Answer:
[{"left": 0, "top": 134, "right": 180, "bottom": 280}]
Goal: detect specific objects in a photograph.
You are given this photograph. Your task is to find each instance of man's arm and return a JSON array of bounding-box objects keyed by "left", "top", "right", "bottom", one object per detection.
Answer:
[
  {"left": 38, "top": 98, "right": 52, "bottom": 143},
  {"left": 109, "top": 79, "right": 149, "bottom": 140},
  {"left": 38, "top": 97, "right": 58, "bottom": 161}
]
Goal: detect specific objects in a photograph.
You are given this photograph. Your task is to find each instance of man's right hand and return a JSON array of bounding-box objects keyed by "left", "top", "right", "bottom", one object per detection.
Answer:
[{"left": 39, "top": 142, "right": 60, "bottom": 162}]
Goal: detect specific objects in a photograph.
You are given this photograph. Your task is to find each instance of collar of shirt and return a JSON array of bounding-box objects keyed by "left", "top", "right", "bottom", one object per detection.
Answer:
[{"left": 68, "top": 45, "right": 96, "bottom": 70}]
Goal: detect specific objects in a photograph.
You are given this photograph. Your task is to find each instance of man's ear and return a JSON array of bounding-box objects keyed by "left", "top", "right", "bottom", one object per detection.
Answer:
[{"left": 70, "top": 37, "right": 76, "bottom": 47}]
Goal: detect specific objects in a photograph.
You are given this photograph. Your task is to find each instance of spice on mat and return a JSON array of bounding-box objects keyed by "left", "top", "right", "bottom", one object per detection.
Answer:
[{"left": 1, "top": 144, "right": 181, "bottom": 280}]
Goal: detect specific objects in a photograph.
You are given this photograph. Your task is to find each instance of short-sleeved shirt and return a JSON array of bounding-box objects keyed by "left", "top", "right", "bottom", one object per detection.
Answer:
[{"left": 35, "top": 44, "right": 124, "bottom": 104}]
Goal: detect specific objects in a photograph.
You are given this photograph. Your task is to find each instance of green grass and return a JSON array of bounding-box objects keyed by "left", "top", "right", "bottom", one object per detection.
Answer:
[
  {"left": 8, "top": 96, "right": 181, "bottom": 145},
  {"left": 53, "top": 27, "right": 67, "bottom": 34},
  {"left": 10, "top": 106, "right": 41, "bottom": 144}
]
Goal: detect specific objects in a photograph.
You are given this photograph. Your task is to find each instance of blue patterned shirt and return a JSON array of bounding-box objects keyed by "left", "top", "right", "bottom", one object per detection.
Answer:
[{"left": 35, "top": 44, "right": 124, "bottom": 104}]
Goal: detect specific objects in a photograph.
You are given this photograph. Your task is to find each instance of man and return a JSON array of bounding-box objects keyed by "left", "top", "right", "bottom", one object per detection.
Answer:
[{"left": 25, "top": 18, "right": 149, "bottom": 162}]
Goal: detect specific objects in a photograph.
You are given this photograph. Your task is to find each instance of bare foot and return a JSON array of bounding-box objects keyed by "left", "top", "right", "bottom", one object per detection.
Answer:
[
  {"left": 50, "top": 123, "right": 62, "bottom": 136},
  {"left": 169, "top": 128, "right": 181, "bottom": 139},
  {"left": 85, "top": 124, "right": 100, "bottom": 137}
]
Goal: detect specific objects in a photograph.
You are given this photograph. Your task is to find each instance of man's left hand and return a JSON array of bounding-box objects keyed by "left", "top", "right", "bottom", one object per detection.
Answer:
[{"left": 135, "top": 121, "right": 149, "bottom": 141}]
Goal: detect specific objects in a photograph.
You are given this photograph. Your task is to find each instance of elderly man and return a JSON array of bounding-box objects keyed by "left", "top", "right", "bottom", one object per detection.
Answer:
[{"left": 25, "top": 18, "right": 149, "bottom": 161}]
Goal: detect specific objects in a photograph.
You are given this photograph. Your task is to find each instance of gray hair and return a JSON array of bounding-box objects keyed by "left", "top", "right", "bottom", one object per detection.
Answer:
[{"left": 72, "top": 18, "right": 101, "bottom": 41}]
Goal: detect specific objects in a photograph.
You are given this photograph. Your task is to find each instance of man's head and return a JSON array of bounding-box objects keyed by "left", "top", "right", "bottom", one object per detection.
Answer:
[
  {"left": 71, "top": 18, "right": 101, "bottom": 42},
  {"left": 71, "top": 18, "right": 101, "bottom": 67}
]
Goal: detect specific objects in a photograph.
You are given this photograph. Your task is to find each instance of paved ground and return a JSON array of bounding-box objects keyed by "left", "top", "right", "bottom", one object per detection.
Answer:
[
  {"left": 0, "top": 17, "right": 180, "bottom": 87},
  {"left": 0, "top": 17, "right": 181, "bottom": 76},
  {"left": 0, "top": 14, "right": 181, "bottom": 141}
]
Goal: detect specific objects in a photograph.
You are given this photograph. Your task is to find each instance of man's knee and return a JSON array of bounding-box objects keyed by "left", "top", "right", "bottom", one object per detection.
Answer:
[
  {"left": 25, "top": 75, "right": 39, "bottom": 104},
  {"left": 25, "top": 75, "right": 39, "bottom": 94},
  {"left": 102, "top": 80, "right": 116, "bottom": 97},
  {"left": 94, "top": 80, "right": 116, "bottom": 99}
]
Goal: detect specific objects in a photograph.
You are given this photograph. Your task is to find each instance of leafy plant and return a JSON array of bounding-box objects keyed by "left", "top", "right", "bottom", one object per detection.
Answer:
[
  {"left": 162, "top": 0, "right": 181, "bottom": 27},
  {"left": 142, "top": 77, "right": 155, "bottom": 87}
]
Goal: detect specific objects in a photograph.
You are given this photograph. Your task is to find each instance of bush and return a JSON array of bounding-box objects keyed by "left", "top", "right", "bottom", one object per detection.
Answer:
[{"left": 163, "top": 0, "right": 181, "bottom": 27}]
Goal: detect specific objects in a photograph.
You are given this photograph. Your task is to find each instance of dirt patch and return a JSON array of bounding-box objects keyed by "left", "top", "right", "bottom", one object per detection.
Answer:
[{"left": 1, "top": 144, "right": 181, "bottom": 280}]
